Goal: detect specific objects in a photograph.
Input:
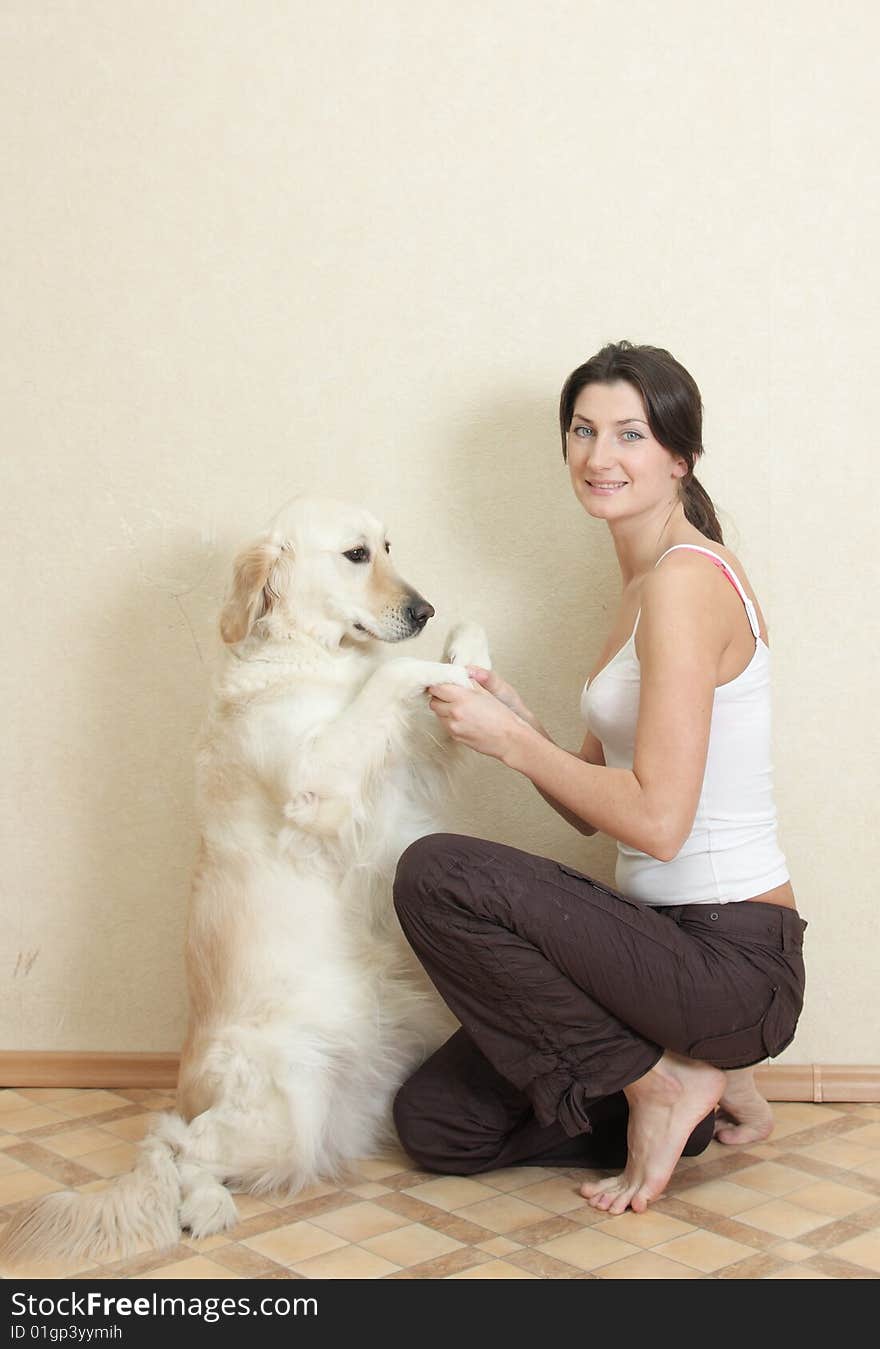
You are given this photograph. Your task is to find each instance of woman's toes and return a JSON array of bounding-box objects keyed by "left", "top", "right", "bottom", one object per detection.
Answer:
[
  {"left": 716, "top": 1121, "right": 758, "bottom": 1144},
  {"left": 581, "top": 1183, "right": 606, "bottom": 1207}
]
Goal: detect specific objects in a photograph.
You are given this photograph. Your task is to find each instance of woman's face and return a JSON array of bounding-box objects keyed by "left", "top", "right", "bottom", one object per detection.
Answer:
[{"left": 566, "top": 380, "right": 687, "bottom": 524}]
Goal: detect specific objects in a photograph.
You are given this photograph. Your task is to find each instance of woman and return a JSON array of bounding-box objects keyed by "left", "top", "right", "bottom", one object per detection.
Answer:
[{"left": 392, "top": 340, "right": 807, "bottom": 1216}]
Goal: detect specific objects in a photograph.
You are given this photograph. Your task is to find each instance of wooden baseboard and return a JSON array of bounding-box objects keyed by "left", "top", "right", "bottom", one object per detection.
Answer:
[
  {"left": 754, "top": 1064, "right": 880, "bottom": 1103},
  {"left": 0, "top": 1052, "right": 179, "bottom": 1090},
  {"left": 0, "top": 1053, "right": 878, "bottom": 1101}
]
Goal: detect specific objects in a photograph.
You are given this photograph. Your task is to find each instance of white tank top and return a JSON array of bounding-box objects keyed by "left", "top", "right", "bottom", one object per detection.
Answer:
[{"left": 580, "top": 544, "right": 790, "bottom": 905}]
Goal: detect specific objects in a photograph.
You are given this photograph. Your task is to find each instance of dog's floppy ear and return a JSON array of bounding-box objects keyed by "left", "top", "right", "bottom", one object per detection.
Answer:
[{"left": 219, "top": 535, "right": 291, "bottom": 645}]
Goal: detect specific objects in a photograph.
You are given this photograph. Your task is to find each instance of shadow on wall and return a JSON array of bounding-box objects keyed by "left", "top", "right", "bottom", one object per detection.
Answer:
[
  {"left": 415, "top": 385, "right": 621, "bottom": 883},
  {"left": 60, "top": 528, "right": 230, "bottom": 1052}
]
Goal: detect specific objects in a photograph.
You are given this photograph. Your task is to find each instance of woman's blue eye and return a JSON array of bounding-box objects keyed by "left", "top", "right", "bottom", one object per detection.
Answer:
[{"left": 571, "top": 426, "right": 643, "bottom": 440}]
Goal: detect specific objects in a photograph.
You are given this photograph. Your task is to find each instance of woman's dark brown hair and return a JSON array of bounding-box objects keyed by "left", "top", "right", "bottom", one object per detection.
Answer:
[{"left": 559, "top": 340, "right": 723, "bottom": 544}]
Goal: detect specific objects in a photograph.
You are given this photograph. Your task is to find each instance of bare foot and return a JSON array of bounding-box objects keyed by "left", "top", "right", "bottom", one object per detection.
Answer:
[
  {"left": 579, "top": 1054, "right": 724, "bottom": 1215},
  {"left": 713, "top": 1067, "right": 774, "bottom": 1145}
]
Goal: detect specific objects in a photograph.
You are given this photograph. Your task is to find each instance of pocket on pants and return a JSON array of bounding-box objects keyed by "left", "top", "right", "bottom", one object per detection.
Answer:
[
  {"left": 688, "top": 986, "right": 798, "bottom": 1069},
  {"left": 556, "top": 864, "right": 643, "bottom": 908}
]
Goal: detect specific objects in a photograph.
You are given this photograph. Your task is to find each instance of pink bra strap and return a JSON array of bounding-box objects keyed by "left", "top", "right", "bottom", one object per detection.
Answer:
[
  {"left": 704, "top": 554, "right": 742, "bottom": 597},
  {"left": 654, "top": 544, "right": 762, "bottom": 640}
]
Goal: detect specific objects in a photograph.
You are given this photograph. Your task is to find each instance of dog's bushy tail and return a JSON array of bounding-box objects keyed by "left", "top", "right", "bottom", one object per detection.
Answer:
[{"left": 0, "top": 1112, "right": 235, "bottom": 1268}]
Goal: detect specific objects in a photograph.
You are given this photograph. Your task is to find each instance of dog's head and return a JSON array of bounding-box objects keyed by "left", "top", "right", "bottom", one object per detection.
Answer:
[{"left": 219, "top": 497, "right": 435, "bottom": 648}]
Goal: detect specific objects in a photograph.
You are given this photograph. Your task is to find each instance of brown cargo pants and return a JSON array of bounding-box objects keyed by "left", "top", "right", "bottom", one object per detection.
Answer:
[{"left": 392, "top": 834, "right": 807, "bottom": 1176}]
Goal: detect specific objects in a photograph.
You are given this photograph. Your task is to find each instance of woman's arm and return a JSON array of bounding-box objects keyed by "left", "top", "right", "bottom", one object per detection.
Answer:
[
  {"left": 431, "top": 555, "right": 726, "bottom": 859},
  {"left": 531, "top": 731, "right": 605, "bottom": 837},
  {"left": 467, "top": 668, "right": 603, "bottom": 836}
]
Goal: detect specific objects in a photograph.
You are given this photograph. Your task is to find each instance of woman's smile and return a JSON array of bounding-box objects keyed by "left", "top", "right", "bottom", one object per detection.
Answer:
[{"left": 585, "top": 479, "right": 629, "bottom": 494}]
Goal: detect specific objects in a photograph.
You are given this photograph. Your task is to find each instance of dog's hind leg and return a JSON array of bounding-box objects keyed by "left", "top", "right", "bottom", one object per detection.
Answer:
[
  {"left": 178, "top": 1161, "right": 239, "bottom": 1239},
  {"left": 151, "top": 1110, "right": 238, "bottom": 1240}
]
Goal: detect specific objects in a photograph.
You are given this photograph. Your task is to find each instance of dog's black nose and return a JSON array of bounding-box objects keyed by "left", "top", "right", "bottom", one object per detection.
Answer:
[{"left": 407, "top": 599, "right": 435, "bottom": 629}]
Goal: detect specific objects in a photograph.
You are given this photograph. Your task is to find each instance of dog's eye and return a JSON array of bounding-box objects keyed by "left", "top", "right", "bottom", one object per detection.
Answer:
[{"left": 343, "top": 547, "right": 370, "bottom": 564}]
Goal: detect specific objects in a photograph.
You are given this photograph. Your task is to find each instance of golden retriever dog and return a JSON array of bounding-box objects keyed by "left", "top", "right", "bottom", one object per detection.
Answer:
[{"left": 0, "top": 496, "right": 489, "bottom": 1265}]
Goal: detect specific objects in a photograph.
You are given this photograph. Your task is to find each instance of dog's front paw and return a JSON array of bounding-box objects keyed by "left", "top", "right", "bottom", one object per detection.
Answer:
[
  {"left": 443, "top": 622, "right": 491, "bottom": 671},
  {"left": 384, "top": 658, "right": 472, "bottom": 698}
]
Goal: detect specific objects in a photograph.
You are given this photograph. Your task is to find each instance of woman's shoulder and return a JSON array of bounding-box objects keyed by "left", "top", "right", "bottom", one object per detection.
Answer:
[
  {"left": 639, "top": 547, "right": 730, "bottom": 634},
  {"left": 650, "top": 534, "right": 752, "bottom": 594},
  {"left": 658, "top": 529, "right": 736, "bottom": 562},
  {"left": 640, "top": 533, "right": 767, "bottom": 643}
]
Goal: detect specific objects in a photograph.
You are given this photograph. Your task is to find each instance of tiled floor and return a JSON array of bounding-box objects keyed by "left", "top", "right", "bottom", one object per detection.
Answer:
[{"left": 1, "top": 1088, "right": 879, "bottom": 1280}]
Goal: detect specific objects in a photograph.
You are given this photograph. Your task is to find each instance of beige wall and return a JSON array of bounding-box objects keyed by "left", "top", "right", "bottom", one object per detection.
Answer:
[{"left": 2, "top": 1, "right": 877, "bottom": 1064}]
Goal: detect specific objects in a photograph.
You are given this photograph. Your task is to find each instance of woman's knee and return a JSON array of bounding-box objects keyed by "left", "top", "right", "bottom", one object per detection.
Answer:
[
  {"left": 392, "top": 1076, "right": 466, "bottom": 1174},
  {"left": 392, "top": 1068, "right": 508, "bottom": 1177},
  {"left": 392, "top": 832, "right": 466, "bottom": 923}
]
